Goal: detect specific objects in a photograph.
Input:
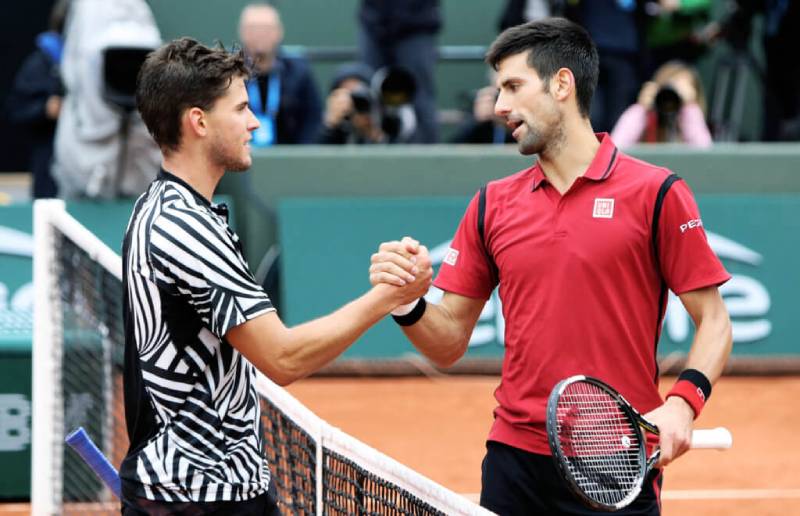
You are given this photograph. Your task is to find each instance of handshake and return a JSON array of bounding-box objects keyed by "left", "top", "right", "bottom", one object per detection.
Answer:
[{"left": 369, "top": 236, "right": 435, "bottom": 316}]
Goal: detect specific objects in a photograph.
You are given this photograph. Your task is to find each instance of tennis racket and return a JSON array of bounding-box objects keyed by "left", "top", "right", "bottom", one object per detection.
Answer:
[
  {"left": 65, "top": 427, "right": 122, "bottom": 498},
  {"left": 546, "top": 375, "right": 732, "bottom": 512}
]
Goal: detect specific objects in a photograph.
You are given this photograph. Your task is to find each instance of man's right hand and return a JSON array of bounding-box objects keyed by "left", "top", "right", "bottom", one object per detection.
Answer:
[
  {"left": 45, "top": 95, "right": 62, "bottom": 120},
  {"left": 637, "top": 81, "right": 660, "bottom": 108},
  {"left": 370, "top": 236, "right": 433, "bottom": 306},
  {"left": 324, "top": 88, "right": 353, "bottom": 128}
]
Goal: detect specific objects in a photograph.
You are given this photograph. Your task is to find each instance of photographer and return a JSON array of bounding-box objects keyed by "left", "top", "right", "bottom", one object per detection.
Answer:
[
  {"left": 317, "top": 63, "right": 384, "bottom": 144},
  {"left": 611, "top": 60, "right": 712, "bottom": 148},
  {"left": 317, "top": 63, "right": 419, "bottom": 145},
  {"left": 51, "top": 0, "right": 161, "bottom": 199},
  {"left": 450, "top": 74, "right": 514, "bottom": 144}
]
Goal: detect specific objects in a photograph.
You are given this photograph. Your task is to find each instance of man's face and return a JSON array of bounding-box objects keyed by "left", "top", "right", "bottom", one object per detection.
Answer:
[
  {"left": 205, "top": 76, "right": 260, "bottom": 172},
  {"left": 494, "top": 51, "right": 563, "bottom": 156},
  {"left": 239, "top": 6, "right": 283, "bottom": 58}
]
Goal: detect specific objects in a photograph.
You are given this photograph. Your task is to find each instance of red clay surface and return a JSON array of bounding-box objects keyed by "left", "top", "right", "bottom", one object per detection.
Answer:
[
  {"left": 285, "top": 375, "right": 800, "bottom": 516},
  {"left": 2, "top": 376, "right": 795, "bottom": 515}
]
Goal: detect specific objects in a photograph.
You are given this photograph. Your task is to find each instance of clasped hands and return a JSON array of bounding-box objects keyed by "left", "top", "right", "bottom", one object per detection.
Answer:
[{"left": 370, "top": 236, "right": 434, "bottom": 309}]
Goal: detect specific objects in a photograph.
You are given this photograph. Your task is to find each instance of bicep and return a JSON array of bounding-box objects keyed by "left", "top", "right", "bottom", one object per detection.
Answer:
[
  {"left": 439, "top": 290, "right": 486, "bottom": 338},
  {"left": 225, "top": 311, "right": 289, "bottom": 377}
]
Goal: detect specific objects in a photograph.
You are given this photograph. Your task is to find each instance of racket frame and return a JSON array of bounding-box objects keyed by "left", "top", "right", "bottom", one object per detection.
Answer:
[{"left": 546, "top": 374, "right": 657, "bottom": 512}]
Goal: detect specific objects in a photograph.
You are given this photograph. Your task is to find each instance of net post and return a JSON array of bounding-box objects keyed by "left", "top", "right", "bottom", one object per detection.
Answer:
[{"left": 31, "top": 199, "right": 66, "bottom": 516}]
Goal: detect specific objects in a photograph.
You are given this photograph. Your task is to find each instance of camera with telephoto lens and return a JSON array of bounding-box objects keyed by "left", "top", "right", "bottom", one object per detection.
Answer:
[
  {"left": 653, "top": 85, "right": 683, "bottom": 127},
  {"left": 349, "top": 86, "right": 373, "bottom": 114},
  {"left": 371, "top": 66, "right": 417, "bottom": 142}
]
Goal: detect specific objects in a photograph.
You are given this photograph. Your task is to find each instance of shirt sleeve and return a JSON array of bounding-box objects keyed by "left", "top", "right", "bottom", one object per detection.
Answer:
[
  {"left": 147, "top": 208, "right": 274, "bottom": 338},
  {"left": 433, "top": 191, "right": 497, "bottom": 299},
  {"left": 656, "top": 179, "right": 731, "bottom": 294}
]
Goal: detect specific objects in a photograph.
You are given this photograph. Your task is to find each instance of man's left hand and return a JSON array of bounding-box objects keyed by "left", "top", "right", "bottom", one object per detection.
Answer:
[{"left": 643, "top": 396, "right": 695, "bottom": 467}]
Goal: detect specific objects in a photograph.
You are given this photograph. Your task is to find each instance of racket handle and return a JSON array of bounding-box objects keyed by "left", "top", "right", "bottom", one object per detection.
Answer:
[
  {"left": 65, "top": 427, "right": 122, "bottom": 498},
  {"left": 690, "top": 427, "right": 733, "bottom": 449}
]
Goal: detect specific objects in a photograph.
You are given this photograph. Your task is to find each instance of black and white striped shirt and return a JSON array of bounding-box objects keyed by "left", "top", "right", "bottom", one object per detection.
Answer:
[{"left": 120, "top": 169, "right": 275, "bottom": 503}]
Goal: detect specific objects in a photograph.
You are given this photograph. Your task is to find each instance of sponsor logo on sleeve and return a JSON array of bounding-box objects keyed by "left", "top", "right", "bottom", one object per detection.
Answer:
[
  {"left": 680, "top": 218, "right": 703, "bottom": 233},
  {"left": 444, "top": 247, "right": 459, "bottom": 266}
]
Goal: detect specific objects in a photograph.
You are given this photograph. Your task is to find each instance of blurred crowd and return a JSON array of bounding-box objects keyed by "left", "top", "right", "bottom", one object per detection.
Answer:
[{"left": 4, "top": 0, "right": 798, "bottom": 200}]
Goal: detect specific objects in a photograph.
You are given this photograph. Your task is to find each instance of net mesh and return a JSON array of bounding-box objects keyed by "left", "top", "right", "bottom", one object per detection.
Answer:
[
  {"left": 553, "top": 380, "right": 645, "bottom": 508},
  {"left": 36, "top": 204, "right": 490, "bottom": 516},
  {"left": 322, "top": 450, "right": 446, "bottom": 515},
  {"left": 52, "top": 230, "right": 127, "bottom": 515}
]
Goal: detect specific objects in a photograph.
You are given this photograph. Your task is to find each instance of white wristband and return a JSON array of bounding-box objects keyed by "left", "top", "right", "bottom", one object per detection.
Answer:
[{"left": 391, "top": 298, "right": 420, "bottom": 316}]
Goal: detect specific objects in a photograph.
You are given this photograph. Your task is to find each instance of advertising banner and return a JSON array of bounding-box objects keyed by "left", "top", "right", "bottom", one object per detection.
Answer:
[{"left": 280, "top": 195, "right": 800, "bottom": 359}]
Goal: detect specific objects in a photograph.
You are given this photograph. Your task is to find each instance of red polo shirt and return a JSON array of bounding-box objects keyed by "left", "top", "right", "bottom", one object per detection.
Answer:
[{"left": 434, "top": 133, "right": 730, "bottom": 455}]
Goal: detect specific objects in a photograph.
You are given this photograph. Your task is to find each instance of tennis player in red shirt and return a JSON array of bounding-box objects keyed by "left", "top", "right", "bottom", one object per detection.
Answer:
[{"left": 370, "top": 18, "right": 732, "bottom": 515}]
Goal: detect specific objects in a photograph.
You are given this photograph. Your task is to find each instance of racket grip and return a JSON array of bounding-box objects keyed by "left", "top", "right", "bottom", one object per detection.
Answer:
[
  {"left": 690, "top": 427, "right": 733, "bottom": 449},
  {"left": 65, "top": 427, "right": 122, "bottom": 498}
]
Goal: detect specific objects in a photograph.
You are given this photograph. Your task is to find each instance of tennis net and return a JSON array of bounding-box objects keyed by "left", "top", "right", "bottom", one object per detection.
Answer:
[{"left": 31, "top": 199, "right": 491, "bottom": 515}]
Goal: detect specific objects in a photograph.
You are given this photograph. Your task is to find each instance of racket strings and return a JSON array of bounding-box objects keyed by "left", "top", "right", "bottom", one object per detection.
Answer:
[{"left": 555, "top": 382, "right": 644, "bottom": 506}]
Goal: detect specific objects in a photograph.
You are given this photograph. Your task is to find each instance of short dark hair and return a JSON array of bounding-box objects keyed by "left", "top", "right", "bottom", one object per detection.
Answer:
[
  {"left": 486, "top": 18, "right": 599, "bottom": 118},
  {"left": 136, "top": 38, "right": 249, "bottom": 153}
]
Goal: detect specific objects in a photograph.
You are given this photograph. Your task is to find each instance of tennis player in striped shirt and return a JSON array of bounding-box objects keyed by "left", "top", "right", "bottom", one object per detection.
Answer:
[{"left": 120, "top": 38, "right": 431, "bottom": 515}]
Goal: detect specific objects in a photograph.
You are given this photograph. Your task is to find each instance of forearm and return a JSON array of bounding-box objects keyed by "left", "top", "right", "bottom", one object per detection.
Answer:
[
  {"left": 682, "top": 304, "right": 732, "bottom": 384},
  {"left": 277, "top": 288, "right": 394, "bottom": 382},
  {"left": 401, "top": 302, "right": 472, "bottom": 368}
]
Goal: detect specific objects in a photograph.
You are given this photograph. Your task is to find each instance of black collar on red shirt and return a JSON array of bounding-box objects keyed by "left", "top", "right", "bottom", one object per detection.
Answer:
[{"left": 531, "top": 133, "right": 619, "bottom": 191}]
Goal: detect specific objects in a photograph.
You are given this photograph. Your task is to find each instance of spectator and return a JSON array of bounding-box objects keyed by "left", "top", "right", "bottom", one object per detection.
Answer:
[
  {"left": 450, "top": 73, "right": 514, "bottom": 144},
  {"left": 52, "top": 0, "right": 162, "bottom": 199},
  {"left": 317, "top": 63, "right": 385, "bottom": 144},
  {"left": 564, "top": 0, "right": 645, "bottom": 133},
  {"left": 239, "top": 3, "right": 322, "bottom": 145},
  {"left": 5, "top": 0, "right": 69, "bottom": 199},
  {"left": 612, "top": 60, "right": 712, "bottom": 147},
  {"left": 358, "top": 0, "right": 441, "bottom": 143}
]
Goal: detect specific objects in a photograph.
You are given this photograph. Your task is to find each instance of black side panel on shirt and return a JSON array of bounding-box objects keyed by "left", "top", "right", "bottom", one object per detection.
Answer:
[
  {"left": 651, "top": 173, "right": 681, "bottom": 380},
  {"left": 121, "top": 196, "right": 159, "bottom": 480},
  {"left": 478, "top": 185, "right": 500, "bottom": 283}
]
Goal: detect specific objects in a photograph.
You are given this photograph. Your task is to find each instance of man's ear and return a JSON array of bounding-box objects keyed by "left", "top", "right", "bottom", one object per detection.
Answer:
[
  {"left": 551, "top": 67, "right": 575, "bottom": 103},
  {"left": 185, "top": 107, "right": 208, "bottom": 138}
]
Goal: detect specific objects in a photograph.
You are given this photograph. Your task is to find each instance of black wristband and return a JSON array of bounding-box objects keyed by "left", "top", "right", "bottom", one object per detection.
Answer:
[
  {"left": 678, "top": 368, "right": 712, "bottom": 402},
  {"left": 391, "top": 297, "right": 427, "bottom": 326}
]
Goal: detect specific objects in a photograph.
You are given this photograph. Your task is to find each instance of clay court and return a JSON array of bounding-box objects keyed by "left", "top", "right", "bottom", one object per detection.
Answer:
[
  {"left": 284, "top": 374, "right": 800, "bottom": 516},
  {"left": 1, "top": 375, "right": 794, "bottom": 515}
]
